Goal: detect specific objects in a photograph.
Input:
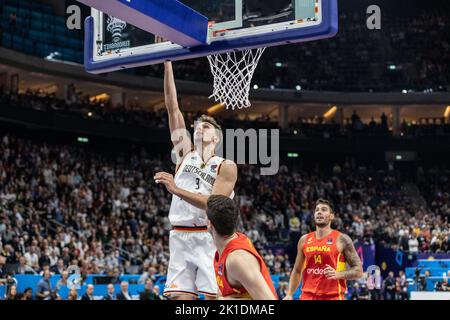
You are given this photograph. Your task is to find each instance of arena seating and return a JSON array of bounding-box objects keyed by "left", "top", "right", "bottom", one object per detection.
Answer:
[{"left": 1, "top": 0, "right": 84, "bottom": 63}]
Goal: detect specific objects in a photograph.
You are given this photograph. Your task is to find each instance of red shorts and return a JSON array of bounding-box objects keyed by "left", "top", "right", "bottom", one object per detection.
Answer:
[{"left": 300, "top": 292, "right": 345, "bottom": 300}]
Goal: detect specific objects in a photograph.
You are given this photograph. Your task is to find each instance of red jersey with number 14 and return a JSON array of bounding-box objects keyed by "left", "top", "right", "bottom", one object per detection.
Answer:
[
  {"left": 301, "top": 230, "right": 347, "bottom": 299},
  {"left": 214, "top": 233, "right": 277, "bottom": 299}
]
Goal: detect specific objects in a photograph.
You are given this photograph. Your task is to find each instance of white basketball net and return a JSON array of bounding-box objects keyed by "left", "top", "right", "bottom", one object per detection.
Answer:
[{"left": 207, "top": 47, "right": 266, "bottom": 110}]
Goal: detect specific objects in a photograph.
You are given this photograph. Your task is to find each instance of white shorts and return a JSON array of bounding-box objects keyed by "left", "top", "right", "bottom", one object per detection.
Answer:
[{"left": 163, "top": 229, "right": 218, "bottom": 298}]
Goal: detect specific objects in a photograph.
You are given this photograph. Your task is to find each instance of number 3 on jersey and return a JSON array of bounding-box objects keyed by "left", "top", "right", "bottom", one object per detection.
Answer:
[{"left": 195, "top": 178, "right": 200, "bottom": 190}]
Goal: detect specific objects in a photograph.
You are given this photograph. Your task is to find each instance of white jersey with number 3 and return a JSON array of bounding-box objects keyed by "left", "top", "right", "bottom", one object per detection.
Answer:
[{"left": 169, "top": 150, "right": 234, "bottom": 227}]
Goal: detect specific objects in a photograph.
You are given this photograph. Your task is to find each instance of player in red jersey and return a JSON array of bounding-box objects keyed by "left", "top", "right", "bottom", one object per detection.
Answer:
[
  {"left": 284, "top": 199, "right": 363, "bottom": 300},
  {"left": 206, "top": 195, "right": 277, "bottom": 300}
]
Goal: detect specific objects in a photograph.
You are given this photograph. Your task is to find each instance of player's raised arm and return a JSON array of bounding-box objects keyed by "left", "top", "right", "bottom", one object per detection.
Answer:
[
  {"left": 164, "top": 61, "right": 192, "bottom": 156},
  {"left": 155, "top": 35, "right": 192, "bottom": 165},
  {"left": 324, "top": 234, "right": 363, "bottom": 281},
  {"left": 226, "top": 250, "right": 277, "bottom": 300},
  {"left": 284, "top": 235, "right": 307, "bottom": 300}
]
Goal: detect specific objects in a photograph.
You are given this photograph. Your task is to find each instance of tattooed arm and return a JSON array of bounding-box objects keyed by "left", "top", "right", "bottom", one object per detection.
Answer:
[{"left": 324, "top": 234, "right": 363, "bottom": 281}]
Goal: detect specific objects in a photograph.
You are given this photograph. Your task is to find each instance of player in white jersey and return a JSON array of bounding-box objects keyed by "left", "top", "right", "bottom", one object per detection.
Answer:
[{"left": 154, "top": 60, "right": 237, "bottom": 300}]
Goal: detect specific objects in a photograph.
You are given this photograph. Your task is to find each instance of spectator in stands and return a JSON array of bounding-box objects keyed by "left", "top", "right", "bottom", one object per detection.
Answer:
[
  {"left": 5, "top": 284, "right": 18, "bottom": 300},
  {"left": 110, "top": 268, "right": 122, "bottom": 285},
  {"left": 139, "top": 279, "right": 160, "bottom": 300},
  {"left": 264, "top": 250, "right": 275, "bottom": 271},
  {"left": 24, "top": 246, "right": 39, "bottom": 271},
  {"left": 56, "top": 271, "right": 69, "bottom": 289},
  {"left": 138, "top": 266, "right": 157, "bottom": 284},
  {"left": 81, "top": 284, "right": 95, "bottom": 300},
  {"left": 36, "top": 270, "right": 52, "bottom": 300},
  {"left": 288, "top": 214, "right": 301, "bottom": 245},
  {"left": 23, "top": 288, "right": 33, "bottom": 300},
  {"left": 116, "top": 281, "right": 131, "bottom": 300},
  {"left": 16, "top": 256, "right": 36, "bottom": 275},
  {"left": 103, "top": 284, "right": 116, "bottom": 300},
  {"left": 0, "top": 255, "right": 6, "bottom": 284},
  {"left": 68, "top": 287, "right": 78, "bottom": 301},
  {"left": 408, "top": 235, "right": 419, "bottom": 256},
  {"left": 383, "top": 271, "right": 396, "bottom": 300},
  {"left": 51, "top": 259, "right": 65, "bottom": 275},
  {"left": 39, "top": 265, "right": 53, "bottom": 276}
]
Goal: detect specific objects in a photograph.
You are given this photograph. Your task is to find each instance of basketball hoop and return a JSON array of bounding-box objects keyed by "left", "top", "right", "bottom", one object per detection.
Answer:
[{"left": 207, "top": 47, "right": 266, "bottom": 110}]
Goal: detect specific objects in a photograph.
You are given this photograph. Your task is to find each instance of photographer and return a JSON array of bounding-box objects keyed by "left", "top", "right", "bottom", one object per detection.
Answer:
[{"left": 418, "top": 270, "right": 431, "bottom": 291}]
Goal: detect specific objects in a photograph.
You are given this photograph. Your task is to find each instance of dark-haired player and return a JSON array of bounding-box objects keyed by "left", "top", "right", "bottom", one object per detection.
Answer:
[
  {"left": 154, "top": 61, "right": 237, "bottom": 300},
  {"left": 284, "top": 199, "right": 363, "bottom": 300},
  {"left": 206, "top": 195, "right": 277, "bottom": 300}
]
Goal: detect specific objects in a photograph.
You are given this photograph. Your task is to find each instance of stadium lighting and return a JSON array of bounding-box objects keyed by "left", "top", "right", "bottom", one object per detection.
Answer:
[
  {"left": 395, "top": 155, "right": 403, "bottom": 161},
  {"left": 88, "top": 112, "right": 93, "bottom": 117},
  {"left": 253, "top": 84, "right": 259, "bottom": 90},
  {"left": 295, "top": 85, "right": 302, "bottom": 91},
  {"left": 388, "top": 64, "right": 396, "bottom": 70},
  {"left": 293, "top": 130, "right": 298, "bottom": 135},
  {"left": 275, "top": 62, "right": 283, "bottom": 68},
  {"left": 270, "top": 85, "right": 275, "bottom": 90},
  {"left": 89, "top": 93, "right": 109, "bottom": 102},
  {"left": 207, "top": 102, "right": 225, "bottom": 114},
  {"left": 444, "top": 106, "right": 450, "bottom": 118},
  {"left": 324, "top": 106, "right": 337, "bottom": 119},
  {"left": 287, "top": 153, "right": 299, "bottom": 158},
  {"left": 402, "top": 89, "right": 407, "bottom": 94},
  {"left": 77, "top": 137, "right": 89, "bottom": 143}
]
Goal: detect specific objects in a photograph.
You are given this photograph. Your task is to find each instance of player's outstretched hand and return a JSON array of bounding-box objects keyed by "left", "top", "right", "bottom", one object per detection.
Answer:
[{"left": 154, "top": 172, "right": 178, "bottom": 195}]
